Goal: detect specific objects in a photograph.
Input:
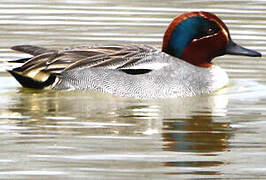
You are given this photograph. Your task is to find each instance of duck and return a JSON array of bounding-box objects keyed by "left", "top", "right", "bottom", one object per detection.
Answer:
[{"left": 8, "top": 11, "right": 261, "bottom": 99}]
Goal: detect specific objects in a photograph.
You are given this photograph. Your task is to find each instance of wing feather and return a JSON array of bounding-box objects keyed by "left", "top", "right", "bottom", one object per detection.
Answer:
[
  {"left": 10, "top": 44, "right": 159, "bottom": 80},
  {"left": 11, "top": 45, "right": 56, "bottom": 56}
]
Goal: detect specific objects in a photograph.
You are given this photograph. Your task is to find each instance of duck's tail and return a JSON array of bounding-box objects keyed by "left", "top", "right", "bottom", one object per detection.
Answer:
[
  {"left": 8, "top": 45, "right": 59, "bottom": 89},
  {"left": 8, "top": 69, "right": 57, "bottom": 89}
]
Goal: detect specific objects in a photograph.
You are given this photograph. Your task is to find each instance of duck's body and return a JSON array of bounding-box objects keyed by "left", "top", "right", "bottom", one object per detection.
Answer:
[
  {"left": 53, "top": 46, "right": 228, "bottom": 98},
  {"left": 8, "top": 12, "right": 261, "bottom": 99}
]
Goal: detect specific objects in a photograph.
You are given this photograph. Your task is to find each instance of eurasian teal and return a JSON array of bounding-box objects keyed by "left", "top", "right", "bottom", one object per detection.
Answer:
[{"left": 8, "top": 11, "right": 261, "bottom": 98}]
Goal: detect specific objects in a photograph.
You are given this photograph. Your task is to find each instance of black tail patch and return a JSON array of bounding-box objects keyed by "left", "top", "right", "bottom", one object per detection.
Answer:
[{"left": 8, "top": 70, "right": 56, "bottom": 89}]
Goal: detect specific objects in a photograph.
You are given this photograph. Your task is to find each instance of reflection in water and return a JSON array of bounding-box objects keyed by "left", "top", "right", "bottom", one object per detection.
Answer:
[
  {"left": 162, "top": 115, "right": 230, "bottom": 174},
  {"left": 5, "top": 89, "right": 164, "bottom": 136},
  {"left": 163, "top": 115, "right": 231, "bottom": 153},
  {"left": 160, "top": 93, "right": 231, "bottom": 173},
  {"left": 2, "top": 88, "right": 232, "bottom": 176},
  {"left": 5, "top": 88, "right": 230, "bottom": 138}
]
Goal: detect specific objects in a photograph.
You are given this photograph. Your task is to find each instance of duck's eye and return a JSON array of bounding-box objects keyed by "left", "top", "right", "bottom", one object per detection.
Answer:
[
  {"left": 192, "top": 18, "right": 221, "bottom": 40},
  {"left": 207, "top": 28, "right": 215, "bottom": 35},
  {"left": 205, "top": 21, "right": 220, "bottom": 35}
]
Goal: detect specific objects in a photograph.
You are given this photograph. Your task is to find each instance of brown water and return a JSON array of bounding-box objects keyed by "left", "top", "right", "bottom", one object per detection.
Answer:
[{"left": 0, "top": 0, "right": 266, "bottom": 179}]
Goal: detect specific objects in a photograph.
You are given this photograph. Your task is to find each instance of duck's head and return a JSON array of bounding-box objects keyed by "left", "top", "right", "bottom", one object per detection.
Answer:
[{"left": 162, "top": 11, "right": 261, "bottom": 67}]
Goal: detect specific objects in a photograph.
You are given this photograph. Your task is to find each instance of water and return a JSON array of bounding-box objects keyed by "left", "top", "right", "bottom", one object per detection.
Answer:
[{"left": 0, "top": 0, "right": 266, "bottom": 179}]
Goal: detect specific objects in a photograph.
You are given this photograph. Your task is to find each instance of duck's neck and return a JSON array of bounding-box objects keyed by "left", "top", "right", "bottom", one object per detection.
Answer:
[{"left": 180, "top": 42, "right": 213, "bottom": 68}]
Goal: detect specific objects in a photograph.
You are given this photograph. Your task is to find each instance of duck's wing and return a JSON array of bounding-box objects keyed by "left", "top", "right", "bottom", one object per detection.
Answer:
[
  {"left": 62, "top": 44, "right": 159, "bottom": 71},
  {"left": 8, "top": 44, "right": 160, "bottom": 89},
  {"left": 11, "top": 45, "right": 56, "bottom": 56}
]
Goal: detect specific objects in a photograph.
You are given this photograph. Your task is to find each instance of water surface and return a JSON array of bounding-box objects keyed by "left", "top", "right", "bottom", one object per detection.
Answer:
[{"left": 0, "top": 0, "right": 266, "bottom": 179}]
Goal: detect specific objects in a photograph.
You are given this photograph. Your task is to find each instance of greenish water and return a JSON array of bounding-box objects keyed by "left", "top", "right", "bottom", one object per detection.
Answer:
[{"left": 0, "top": 0, "right": 266, "bottom": 179}]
